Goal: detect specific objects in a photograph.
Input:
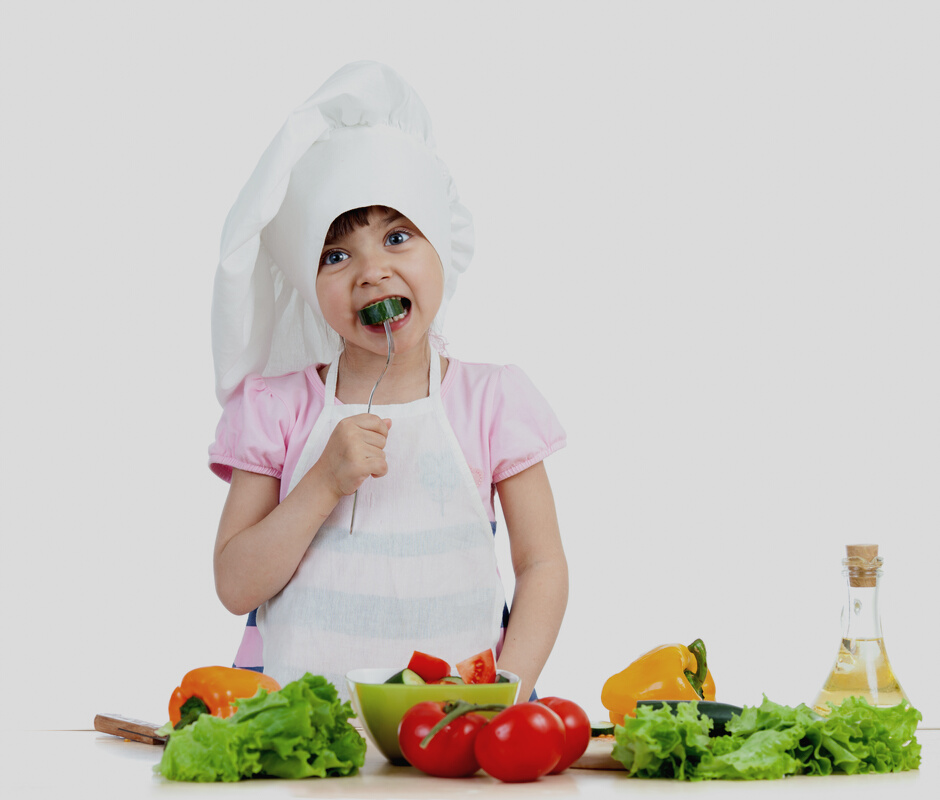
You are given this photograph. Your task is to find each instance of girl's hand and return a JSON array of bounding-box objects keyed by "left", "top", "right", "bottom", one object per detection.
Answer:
[{"left": 319, "top": 414, "right": 392, "bottom": 498}]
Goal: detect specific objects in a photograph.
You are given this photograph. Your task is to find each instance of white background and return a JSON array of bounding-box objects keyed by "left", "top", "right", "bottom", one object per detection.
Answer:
[{"left": 2, "top": 1, "right": 938, "bottom": 730}]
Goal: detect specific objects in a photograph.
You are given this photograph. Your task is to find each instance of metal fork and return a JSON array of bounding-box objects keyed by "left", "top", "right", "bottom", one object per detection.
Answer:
[{"left": 349, "top": 319, "right": 395, "bottom": 534}]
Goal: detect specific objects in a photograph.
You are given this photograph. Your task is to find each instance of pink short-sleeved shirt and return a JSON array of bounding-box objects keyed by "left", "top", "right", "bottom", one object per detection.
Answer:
[{"left": 209, "top": 359, "right": 566, "bottom": 521}]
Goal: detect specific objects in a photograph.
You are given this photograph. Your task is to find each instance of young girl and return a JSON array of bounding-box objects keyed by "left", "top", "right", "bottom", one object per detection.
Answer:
[{"left": 208, "top": 62, "right": 567, "bottom": 702}]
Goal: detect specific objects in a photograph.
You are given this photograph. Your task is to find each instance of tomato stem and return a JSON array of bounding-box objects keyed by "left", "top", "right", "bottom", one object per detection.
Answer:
[{"left": 419, "top": 701, "right": 507, "bottom": 749}]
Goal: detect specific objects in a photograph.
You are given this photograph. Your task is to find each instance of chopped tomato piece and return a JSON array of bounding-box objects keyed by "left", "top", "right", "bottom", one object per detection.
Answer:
[
  {"left": 407, "top": 651, "right": 451, "bottom": 683},
  {"left": 456, "top": 649, "right": 497, "bottom": 684}
]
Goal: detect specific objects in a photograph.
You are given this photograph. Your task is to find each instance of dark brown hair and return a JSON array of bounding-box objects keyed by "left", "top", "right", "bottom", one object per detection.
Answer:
[{"left": 324, "top": 205, "right": 396, "bottom": 245}]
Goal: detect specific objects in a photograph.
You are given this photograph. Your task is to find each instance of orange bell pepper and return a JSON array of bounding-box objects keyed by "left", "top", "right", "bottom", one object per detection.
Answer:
[
  {"left": 168, "top": 666, "right": 281, "bottom": 729},
  {"left": 601, "top": 638, "right": 716, "bottom": 725}
]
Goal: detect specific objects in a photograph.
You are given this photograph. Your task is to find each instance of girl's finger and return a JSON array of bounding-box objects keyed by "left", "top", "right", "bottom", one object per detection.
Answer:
[
  {"left": 358, "top": 430, "right": 390, "bottom": 450},
  {"left": 352, "top": 414, "right": 391, "bottom": 437}
]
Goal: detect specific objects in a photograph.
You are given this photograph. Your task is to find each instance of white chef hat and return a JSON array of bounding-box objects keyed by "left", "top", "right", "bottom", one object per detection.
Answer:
[{"left": 211, "top": 61, "right": 474, "bottom": 404}]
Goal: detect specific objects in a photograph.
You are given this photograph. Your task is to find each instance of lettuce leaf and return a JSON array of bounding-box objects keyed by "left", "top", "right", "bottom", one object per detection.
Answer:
[
  {"left": 611, "top": 701, "right": 714, "bottom": 779},
  {"left": 154, "top": 673, "right": 366, "bottom": 782},
  {"left": 611, "top": 696, "right": 921, "bottom": 781}
]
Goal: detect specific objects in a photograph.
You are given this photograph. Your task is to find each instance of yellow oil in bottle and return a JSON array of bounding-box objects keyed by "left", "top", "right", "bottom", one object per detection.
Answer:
[
  {"left": 812, "top": 544, "right": 910, "bottom": 716},
  {"left": 812, "top": 637, "right": 907, "bottom": 714}
]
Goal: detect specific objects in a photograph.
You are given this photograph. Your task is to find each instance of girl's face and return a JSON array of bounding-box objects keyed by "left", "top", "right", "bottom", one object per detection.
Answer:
[{"left": 316, "top": 207, "right": 444, "bottom": 361}]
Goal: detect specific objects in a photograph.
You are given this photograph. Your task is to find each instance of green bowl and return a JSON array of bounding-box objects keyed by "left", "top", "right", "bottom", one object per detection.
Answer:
[{"left": 346, "top": 667, "right": 521, "bottom": 764}]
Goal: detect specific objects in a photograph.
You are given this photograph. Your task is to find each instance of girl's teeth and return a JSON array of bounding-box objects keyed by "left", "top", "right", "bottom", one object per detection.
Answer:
[{"left": 367, "top": 311, "right": 406, "bottom": 326}]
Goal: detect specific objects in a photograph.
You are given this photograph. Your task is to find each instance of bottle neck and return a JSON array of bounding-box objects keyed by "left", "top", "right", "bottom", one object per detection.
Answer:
[{"left": 842, "top": 569, "right": 883, "bottom": 640}]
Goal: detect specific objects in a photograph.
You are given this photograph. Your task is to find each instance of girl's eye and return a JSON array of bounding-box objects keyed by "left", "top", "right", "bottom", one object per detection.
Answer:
[
  {"left": 321, "top": 250, "right": 349, "bottom": 266},
  {"left": 385, "top": 230, "right": 412, "bottom": 246}
]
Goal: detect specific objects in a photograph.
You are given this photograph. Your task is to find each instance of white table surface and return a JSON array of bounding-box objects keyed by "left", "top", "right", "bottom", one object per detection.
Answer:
[{"left": 7, "top": 728, "right": 936, "bottom": 799}]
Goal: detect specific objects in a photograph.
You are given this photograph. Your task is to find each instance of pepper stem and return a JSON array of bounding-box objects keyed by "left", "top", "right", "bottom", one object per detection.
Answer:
[
  {"left": 419, "top": 701, "right": 507, "bottom": 749},
  {"left": 174, "top": 696, "right": 210, "bottom": 730},
  {"left": 684, "top": 639, "right": 708, "bottom": 699}
]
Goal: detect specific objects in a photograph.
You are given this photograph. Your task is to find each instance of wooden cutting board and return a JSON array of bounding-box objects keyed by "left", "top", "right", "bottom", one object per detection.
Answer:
[{"left": 570, "top": 737, "right": 624, "bottom": 770}]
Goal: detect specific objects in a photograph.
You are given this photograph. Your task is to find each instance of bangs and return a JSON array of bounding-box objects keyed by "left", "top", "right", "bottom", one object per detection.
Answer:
[{"left": 324, "top": 205, "right": 395, "bottom": 244}]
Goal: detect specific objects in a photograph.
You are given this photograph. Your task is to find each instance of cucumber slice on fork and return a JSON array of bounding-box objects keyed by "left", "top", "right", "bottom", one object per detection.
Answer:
[{"left": 358, "top": 297, "right": 406, "bottom": 326}]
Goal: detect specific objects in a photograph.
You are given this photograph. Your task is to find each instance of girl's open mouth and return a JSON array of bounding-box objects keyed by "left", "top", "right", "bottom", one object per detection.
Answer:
[{"left": 359, "top": 297, "right": 411, "bottom": 328}]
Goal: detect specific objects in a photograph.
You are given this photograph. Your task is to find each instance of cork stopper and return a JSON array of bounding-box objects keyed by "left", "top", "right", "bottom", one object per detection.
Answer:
[
  {"left": 844, "top": 544, "right": 881, "bottom": 587},
  {"left": 846, "top": 544, "right": 878, "bottom": 561}
]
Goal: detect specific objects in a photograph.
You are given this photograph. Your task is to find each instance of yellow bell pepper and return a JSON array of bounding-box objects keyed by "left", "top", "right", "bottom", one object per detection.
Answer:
[{"left": 601, "top": 638, "right": 716, "bottom": 724}]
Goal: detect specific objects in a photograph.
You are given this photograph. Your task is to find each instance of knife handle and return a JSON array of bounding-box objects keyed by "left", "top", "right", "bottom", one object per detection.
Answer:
[{"left": 94, "top": 713, "right": 166, "bottom": 744}]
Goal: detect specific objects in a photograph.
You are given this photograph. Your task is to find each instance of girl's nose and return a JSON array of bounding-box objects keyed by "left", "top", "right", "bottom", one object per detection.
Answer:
[{"left": 356, "top": 248, "right": 393, "bottom": 285}]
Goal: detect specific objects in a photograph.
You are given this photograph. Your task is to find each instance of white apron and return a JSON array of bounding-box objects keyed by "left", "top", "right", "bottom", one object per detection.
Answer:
[{"left": 256, "top": 350, "right": 506, "bottom": 695}]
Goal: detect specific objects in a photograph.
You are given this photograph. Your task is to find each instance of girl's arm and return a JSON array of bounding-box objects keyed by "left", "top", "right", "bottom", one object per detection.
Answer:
[
  {"left": 214, "top": 414, "right": 391, "bottom": 615},
  {"left": 494, "top": 460, "right": 568, "bottom": 702}
]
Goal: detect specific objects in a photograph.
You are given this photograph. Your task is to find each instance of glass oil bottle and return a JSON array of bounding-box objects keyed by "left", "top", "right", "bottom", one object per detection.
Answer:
[{"left": 812, "top": 544, "right": 909, "bottom": 715}]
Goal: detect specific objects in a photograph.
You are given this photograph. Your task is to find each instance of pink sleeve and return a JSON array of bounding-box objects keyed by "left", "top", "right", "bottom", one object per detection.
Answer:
[
  {"left": 489, "top": 365, "right": 566, "bottom": 483},
  {"left": 208, "top": 375, "right": 294, "bottom": 482}
]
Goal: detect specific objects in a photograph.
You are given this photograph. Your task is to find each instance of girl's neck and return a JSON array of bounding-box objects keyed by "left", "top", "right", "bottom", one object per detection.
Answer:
[{"left": 329, "top": 336, "right": 444, "bottom": 404}]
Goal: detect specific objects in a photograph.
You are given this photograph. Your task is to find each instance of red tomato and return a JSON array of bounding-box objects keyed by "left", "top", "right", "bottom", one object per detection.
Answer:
[
  {"left": 398, "top": 701, "right": 487, "bottom": 778},
  {"left": 456, "top": 649, "right": 497, "bottom": 684},
  {"left": 537, "top": 697, "right": 591, "bottom": 773},
  {"left": 474, "top": 702, "right": 565, "bottom": 782},
  {"left": 407, "top": 651, "right": 451, "bottom": 683}
]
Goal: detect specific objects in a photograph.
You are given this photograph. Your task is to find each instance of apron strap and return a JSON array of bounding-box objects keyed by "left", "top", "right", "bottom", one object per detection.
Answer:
[
  {"left": 324, "top": 357, "right": 339, "bottom": 404},
  {"left": 428, "top": 344, "right": 442, "bottom": 397}
]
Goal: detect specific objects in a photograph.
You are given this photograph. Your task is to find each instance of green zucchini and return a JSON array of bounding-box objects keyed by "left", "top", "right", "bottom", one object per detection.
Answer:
[
  {"left": 591, "top": 720, "right": 616, "bottom": 737},
  {"left": 358, "top": 297, "right": 406, "bottom": 326},
  {"left": 436, "top": 676, "right": 465, "bottom": 685},
  {"left": 385, "top": 668, "right": 426, "bottom": 685},
  {"left": 635, "top": 700, "right": 743, "bottom": 736}
]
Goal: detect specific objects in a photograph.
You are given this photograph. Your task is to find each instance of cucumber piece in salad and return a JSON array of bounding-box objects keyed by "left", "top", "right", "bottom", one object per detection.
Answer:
[{"left": 385, "top": 668, "right": 426, "bottom": 686}]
